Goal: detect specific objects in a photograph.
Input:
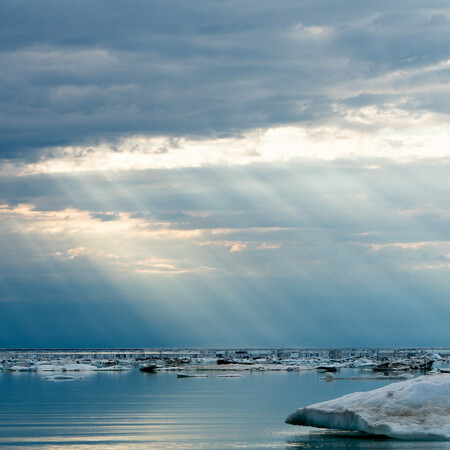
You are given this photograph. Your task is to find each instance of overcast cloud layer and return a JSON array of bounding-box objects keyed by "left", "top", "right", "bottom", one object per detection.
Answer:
[
  {"left": 1, "top": 0, "right": 450, "bottom": 159},
  {"left": 1, "top": 1, "right": 450, "bottom": 348}
]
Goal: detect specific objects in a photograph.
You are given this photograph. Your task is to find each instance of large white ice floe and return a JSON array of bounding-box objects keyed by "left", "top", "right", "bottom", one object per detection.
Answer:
[{"left": 286, "top": 374, "right": 450, "bottom": 440}]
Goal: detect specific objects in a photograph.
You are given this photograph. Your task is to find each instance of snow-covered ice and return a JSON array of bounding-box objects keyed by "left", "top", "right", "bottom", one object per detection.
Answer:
[
  {"left": 286, "top": 374, "right": 450, "bottom": 440},
  {"left": 8, "top": 365, "right": 36, "bottom": 372},
  {"left": 36, "top": 363, "right": 98, "bottom": 372},
  {"left": 94, "top": 365, "right": 133, "bottom": 371}
]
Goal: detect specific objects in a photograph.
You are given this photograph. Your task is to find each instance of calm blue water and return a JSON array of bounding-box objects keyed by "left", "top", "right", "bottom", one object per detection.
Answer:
[{"left": 0, "top": 369, "right": 448, "bottom": 449}]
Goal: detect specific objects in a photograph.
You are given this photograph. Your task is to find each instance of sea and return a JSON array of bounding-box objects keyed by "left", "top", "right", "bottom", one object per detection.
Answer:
[{"left": 1, "top": 362, "right": 449, "bottom": 449}]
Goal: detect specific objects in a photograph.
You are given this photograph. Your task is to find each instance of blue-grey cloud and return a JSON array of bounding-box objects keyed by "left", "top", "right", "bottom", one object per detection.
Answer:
[
  {"left": 1, "top": 160, "right": 450, "bottom": 347},
  {"left": 90, "top": 212, "right": 120, "bottom": 222},
  {"left": 1, "top": 0, "right": 450, "bottom": 159},
  {"left": 1, "top": 1, "right": 450, "bottom": 348}
]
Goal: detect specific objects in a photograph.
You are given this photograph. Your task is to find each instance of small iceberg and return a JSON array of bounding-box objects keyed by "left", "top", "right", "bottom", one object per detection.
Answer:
[
  {"left": 215, "top": 373, "right": 243, "bottom": 378},
  {"left": 177, "top": 372, "right": 208, "bottom": 378},
  {"left": 286, "top": 374, "right": 450, "bottom": 440},
  {"left": 43, "top": 374, "right": 82, "bottom": 381},
  {"left": 94, "top": 365, "right": 133, "bottom": 371},
  {"left": 7, "top": 365, "right": 36, "bottom": 372},
  {"left": 139, "top": 364, "right": 159, "bottom": 373}
]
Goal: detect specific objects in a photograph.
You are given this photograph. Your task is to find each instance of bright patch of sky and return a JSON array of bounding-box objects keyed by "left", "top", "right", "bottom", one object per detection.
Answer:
[{"left": 0, "top": 0, "right": 449, "bottom": 347}]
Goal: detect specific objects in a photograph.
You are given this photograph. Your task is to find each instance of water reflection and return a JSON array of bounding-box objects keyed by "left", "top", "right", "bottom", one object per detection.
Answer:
[
  {"left": 286, "top": 431, "right": 450, "bottom": 449},
  {"left": 1, "top": 369, "right": 448, "bottom": 449}
]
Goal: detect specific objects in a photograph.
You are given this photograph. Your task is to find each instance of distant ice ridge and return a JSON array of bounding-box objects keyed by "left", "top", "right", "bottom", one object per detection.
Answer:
[{"left": 286, "top": 374, "right": 450, "bottom": 440}]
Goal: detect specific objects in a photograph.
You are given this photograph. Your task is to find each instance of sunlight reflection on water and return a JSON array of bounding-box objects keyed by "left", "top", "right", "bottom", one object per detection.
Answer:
[{"left": 0, "top": 369, "right": 448, "bottom": 449}]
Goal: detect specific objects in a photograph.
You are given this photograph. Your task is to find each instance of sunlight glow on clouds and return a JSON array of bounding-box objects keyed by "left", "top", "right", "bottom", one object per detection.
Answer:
[
  {"left": 365, "top": 241, "right": 450, "bottom": 271},
  {"left": 1, "top": 0, "right": 450, "bottom": 347},
  {"left": 3, "top": 116, "right": 450, "bottom": 176},
  {"left": 0, "top": 203, "right": 284, "bottom": 278}
]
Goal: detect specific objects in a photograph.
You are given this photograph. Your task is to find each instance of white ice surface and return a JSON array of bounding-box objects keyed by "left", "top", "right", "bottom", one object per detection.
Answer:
[
  {"left": 94, "top": 365, "right": 133, "bottom": 371},
  {"left": 36, "top": 363, "right": 98, "bottom": 372},
  {"left": 43, "top": 374, "right": 83, "bottom": 381},
  {"left": 286, "top": 374, "right": 450, "bottom": 440},
  {"left": 8, "top": 366, "right": 36, "bottom": 372}
]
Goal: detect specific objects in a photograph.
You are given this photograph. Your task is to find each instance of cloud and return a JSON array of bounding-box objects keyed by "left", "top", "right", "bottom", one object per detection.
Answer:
[
  {"left": 90, "top": 212, "right": 120, "bottom": 222},
  {"left": 362, "top": 240, "right": 450, "bottom": 271},
  {"left": 132, "top": 258, "right": 216, "bottom": 275},
  {"left": 1, "top": 1, "right": 450, "bottom": 347},
  {"left": 202, "top": 240, "right": 281, "bottom": 253},
  {"left": 1, "top": 157, "right": 450, "bottom": 346},
  {"left": 2, "top": 156, "right": 450, "bottom": 283},
  {"left": 369, "top": 241, "right": 449, "bottom": 251},
  {"left": 2, "top": 120, "right": 450, "bottom": 176},
  {"left": 1, "top": 0, "right": 449, "bottom": 162},
  {"left": 0, "top": 199, "right": 289, "bottom": 280}
]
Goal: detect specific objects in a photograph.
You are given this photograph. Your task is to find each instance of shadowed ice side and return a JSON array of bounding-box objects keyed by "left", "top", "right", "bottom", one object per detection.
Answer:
[{"left": 286, "top": 374, "right": 450, "bottom": 440}]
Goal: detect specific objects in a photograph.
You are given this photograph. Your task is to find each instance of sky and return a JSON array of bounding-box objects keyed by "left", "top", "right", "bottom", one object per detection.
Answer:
[{"left": 1, "top": 0, "right": 450, "bottom": 348}]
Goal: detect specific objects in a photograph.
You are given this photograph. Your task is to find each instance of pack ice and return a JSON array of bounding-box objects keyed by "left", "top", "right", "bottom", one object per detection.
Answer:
[{"left": 286, "top": 374, "right": 450, "bottom": 440}]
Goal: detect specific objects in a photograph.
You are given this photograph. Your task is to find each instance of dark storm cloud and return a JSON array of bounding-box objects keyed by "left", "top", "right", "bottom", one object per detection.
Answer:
[{"left": 1, "top": 0, "right": 450, "bottom": 159}]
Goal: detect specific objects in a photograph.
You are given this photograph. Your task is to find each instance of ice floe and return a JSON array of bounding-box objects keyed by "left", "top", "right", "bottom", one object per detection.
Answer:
[
  {"left": 286, "top": 374, "right": 450, "bottom": 440},
  {"left": 177, "top": 372, "right": 208, "bottom": 378},
  {"left": 94, "top": 365, "right": 133, "bottom": 371},
  {"left": 43, "top": 374, "right": 83, "bottom": 381},
  {"left": 36, "top": 363, "right": 98, "bottom": 372},
  {"left": 1, "top": 347, "right": 449, "bottom": 375}
]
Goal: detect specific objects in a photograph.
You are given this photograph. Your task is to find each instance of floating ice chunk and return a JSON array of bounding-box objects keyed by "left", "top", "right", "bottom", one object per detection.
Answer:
[
  {"left": 354, "top": 359, "right": 376, "bottom": 368},
  {"left": 37, "top": 363, "right": 98, "bottom": 372},
  {"left": 63, "top": 364, "right": 98, "bottom": 371},
  {"left": 94, "top": 365, "right": 133, "bottom": 371},
  {"left": 43, "top": 374, "right": 82, "bottom": 381},
  {"left": 7, "top": 365, "right": 36, "bottom": 372},
  {"left": 215, "top": 374, "right": 243, "bottom": 378},
  {"left": 324, "top": 372, "right": 335, "bottom": 381},
  {"left": 286, "top": 374, "right": 450, "bottom": 440},
  {"left": 36, "top": 364, "right": 64, "bottom": 372},
  {"left": 177, "top": 372, "right": 208, "bottom": 378}
]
